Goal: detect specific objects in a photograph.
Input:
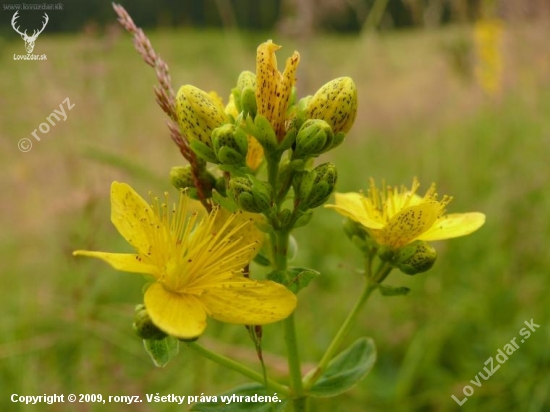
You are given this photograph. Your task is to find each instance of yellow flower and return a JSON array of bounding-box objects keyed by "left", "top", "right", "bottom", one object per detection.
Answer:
[
  {"left": 474, "top": 18, "right": 504, "bottom": 97},
  {"left": 73, "top": 182, "right": 297, "bottom": 339},
  {"left": 326, "top": 178, "right": 485, "bottom": 249},
  {"left": 255, "top": 40, "right": 300, "bottom": 141}
]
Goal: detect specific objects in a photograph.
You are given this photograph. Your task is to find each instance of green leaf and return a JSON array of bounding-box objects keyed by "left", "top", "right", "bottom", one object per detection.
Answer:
[
  {"left": 212, "top": 190, "right": 238, "bottom": 212},
  {"left": 378, "top": 285, "right": 411, "bottom": 296},
  {"left": 190, "top": 139, "right": 219, "bottom": 163},
  {"left": 293, "top": 210, "right": 313, "bottom": 229},
  {"left": 266, "top": 270, "right": 286, "bottom": 284},
  {"left": 253, "top": 250, "right": 271, "bottom": 266},
  {"left": 309, "top": 337, "right": 376, "bottom": 397},
  {"left": 143, "top": 336, "right": 179, "bottom": 367},
  {"left": 190, "top": 383, "right": 288, "bottom": 412},
  {"left": 286, "top": 267, "right": 319, "bottom": 294}
]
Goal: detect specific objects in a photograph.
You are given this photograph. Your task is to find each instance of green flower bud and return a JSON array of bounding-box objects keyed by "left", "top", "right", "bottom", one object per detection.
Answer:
[
  {"left": 232, "top": 71, "right": 257, "bottom": 117},
  {"left": 133, "top": 304, "right": 167, "bottom": 340},
  {"left": 306, "top": 77, "right": 358, "bottom": 134},
  {"left": 240, "top": 87, "right": 258, "bottom": 118},
  {"left": 237, "top": 70, "right": 257, "bottom": 92},
  {"left": 299, "top": 162, "right": 338, "bottom": 210},
  {"left": 294, "top": 119, "right": 333, "bottom": 158},
  {"left": 229, "top": 176, "right": 272, "bottom": 213},
  {"left": 212, "top": 124, "right": 248, "bottom": 166},
  {"left": 176, "top": 85, "right": 229, "bottom": 149},
  {"left": 253, "top": 115, "right": 279, "bottom": 154},
  {"left": 393, "top": 240, "right": 437, "bottom": 275},
  {"left": 170, "top": 166, "right": 195, "bottom": 190}
]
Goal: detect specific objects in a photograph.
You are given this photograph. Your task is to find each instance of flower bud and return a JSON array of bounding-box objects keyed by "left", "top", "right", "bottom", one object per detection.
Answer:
[
  {"left": 176, "top": 85, "right": 229, "bottom": 149},
  {"left": 169, "top": 165, "right": 216, "bottom": 199},
  {"left": 235, "top": 71, "right": 258, "bottom": 118},
  {"left": 133, "top": 304, "right": 167, "bottom": 340},
  {"left": 256, "top": 40, "right": 300, "bottom": 141},
  {"left": 252, "top": 115, "right": 279, "bottom": 154},
  {"left": 299, "top": 162, "right": 338, "bottom": 210},
  {"left": 229, "top": 176, "right": 272, "bottom": 213},
  {"left": 306, "top": 77, "right": 358, "bottom": 134},
  {"left": 212, "top": 124, "right": 248, "bottom": 166},
  {"left": 294, "top": 119, "right": 333, "bottom": 158},
  {"left": 240, "top": 87, "right": 258, "bottom": 118},
  {"left": 169, "top": 166, "right": 195, "bottom": 190},
  {"left": 393, "top": 240, "right": 437, "bottom": 275}
]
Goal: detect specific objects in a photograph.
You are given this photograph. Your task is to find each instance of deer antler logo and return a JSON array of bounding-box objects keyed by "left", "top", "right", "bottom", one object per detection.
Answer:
[{"left": 11, "top": 11, "right": 49, "bottom": 54}]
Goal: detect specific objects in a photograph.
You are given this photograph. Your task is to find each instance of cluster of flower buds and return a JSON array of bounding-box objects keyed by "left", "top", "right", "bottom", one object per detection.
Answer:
[
  {"left": 297, "top": 162, "right": 338, "bottom": 210},
  {"left": 229, "top": 175, "right": 272, "bottom": 213},
  {"left": 173, "top": 39, "right": 358, "bottom": 222}
]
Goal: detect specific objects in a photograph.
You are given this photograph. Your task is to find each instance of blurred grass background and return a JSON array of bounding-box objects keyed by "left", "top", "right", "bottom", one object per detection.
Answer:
[{"left": 1, "top": 2, "right": 549, "bottom": 411}]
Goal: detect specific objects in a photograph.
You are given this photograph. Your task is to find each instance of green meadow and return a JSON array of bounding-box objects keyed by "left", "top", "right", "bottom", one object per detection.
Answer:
[{"left": 1, "top": 23, "right": 549, "bottom": 411}]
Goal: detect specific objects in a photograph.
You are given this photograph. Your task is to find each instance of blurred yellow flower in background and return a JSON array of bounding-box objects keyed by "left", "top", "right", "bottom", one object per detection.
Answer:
[
  {"left": 326, "top": 178, "right": 485, "bottom": 249},
  {"left": 474, "top": 18, "right": 504, "bottom": 97},
  {"left": 74, "top": 182, "right": 297, "bottom": 339}
]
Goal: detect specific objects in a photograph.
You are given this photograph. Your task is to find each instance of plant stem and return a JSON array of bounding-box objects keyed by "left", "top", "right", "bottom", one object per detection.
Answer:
[
  {"left": 303, "top": 262, "right": 393, "bottom": 390},
  {"left": 187, "top": 341, "right": 290, "bottom": 396},
  {"left": 267, "top": 153, "right": 280, "bottom": 198},
  {"left": 272, "top": 228, "right": 306, "bottom": 411},
  {"left": 284, "top": 313, "right": 306, "bottom": 410}
]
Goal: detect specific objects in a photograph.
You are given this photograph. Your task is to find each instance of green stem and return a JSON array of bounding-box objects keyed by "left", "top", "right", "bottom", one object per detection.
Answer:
[
  {"left": 272, "top": 228, "right": 306, "bottom": 411},
  {"left": 303, "top": 262, "right": 393, "bottom": 390},
  {"left": 267, "top": 153, "right": 280, "bottom": 198},
  {"left": 187, "top": 341, "right": 290, "bottom": 396},
  {"left": 284, "top": 313, "right": 306, "bottom": 408},
  {"left": 276, "top": 168, "right": 296, "bottom": 207}
]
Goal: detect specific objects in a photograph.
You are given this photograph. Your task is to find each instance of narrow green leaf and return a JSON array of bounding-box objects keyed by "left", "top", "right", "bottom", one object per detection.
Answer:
[
  {"left": 253, "top": 250, "right": 272, "bottom": 266},
  {"left": 310, "top": 337, "right": 376, "bottom": 397},
  {"left": 293, "top": 210, "right": 313, "bottom": 229},
  {"left": 143, "top": 336, "right": 179, "bottom": 367},
  {"left": 286, "top": 266, "right": 320, "bottom": 294},
  {"left": 190, "top": 383, "right": 287, "bottom": 411},
  {"left": 378, "top": 285, "right": 411, "bottom": 296}
]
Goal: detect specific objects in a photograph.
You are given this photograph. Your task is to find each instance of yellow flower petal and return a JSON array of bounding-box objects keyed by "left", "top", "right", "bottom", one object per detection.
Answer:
[
  {"left": 418, "top": 212, "right": 486, "bottom": 241},
  {"left": 274, "top": 51, "right": 300, "bottom": 137},
  {"left": 72, "top": 251, "right": 157, "bottom": 275},
  {"left": 325, "top": 192, "right": 383, "bottom": 229},
  {"left": 375, "top": 202, "right": 442, "bottom": 248},
  {"left": 200, "top": 275, "right": 297, "bottom": 325},
  {"left": 144, "top": 282, "right": 207, "bottom": 339},
  {"left": 256, "top": 40, "right": 281, "bottom": 126},
  {"left": 208, "top": 208, "right": 265, "bottom": 263},
  {"left": 246, "top": 136, "right": 264, "bottom": 171},
  {"left": 255, "top": 40, "right": 300, "bottom": 140},
  {"left": 110, "top": 181, "right": 158, "bottom": 255}
]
